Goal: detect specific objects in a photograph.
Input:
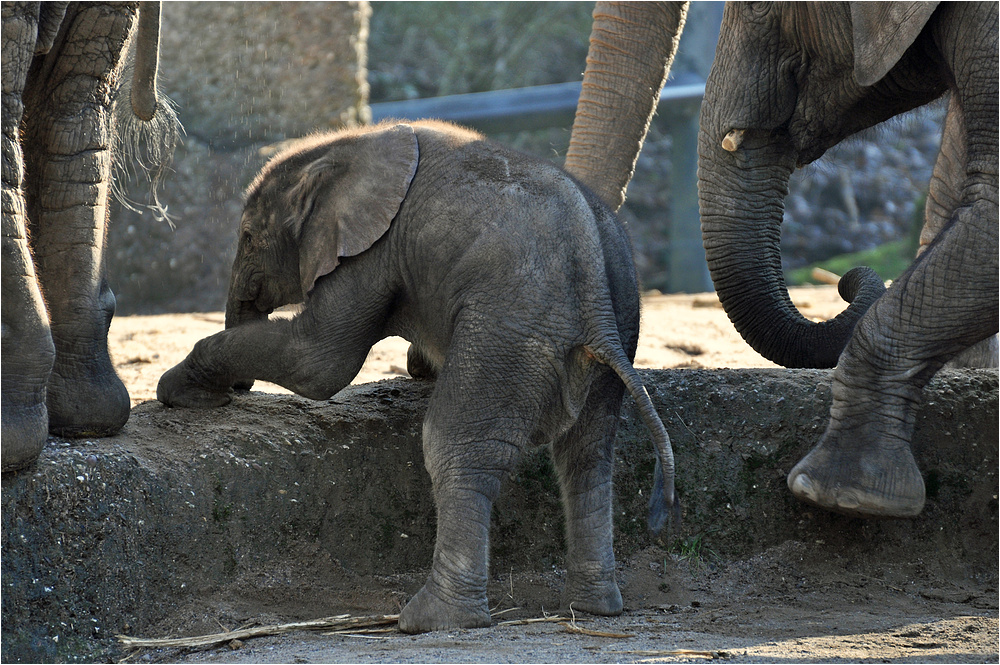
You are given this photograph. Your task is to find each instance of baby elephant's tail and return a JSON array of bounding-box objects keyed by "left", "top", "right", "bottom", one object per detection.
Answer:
[{"left": 585, "top": 343, "right": 680, "bottom": 537}]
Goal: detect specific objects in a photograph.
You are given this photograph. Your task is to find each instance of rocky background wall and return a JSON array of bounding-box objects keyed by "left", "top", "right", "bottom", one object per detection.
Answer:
[
  {"left": 107, "top": 2, "right": 371, "bottom": 314},
  {"left": 107, "top": 1, "right": 944, "bottom": 313}
]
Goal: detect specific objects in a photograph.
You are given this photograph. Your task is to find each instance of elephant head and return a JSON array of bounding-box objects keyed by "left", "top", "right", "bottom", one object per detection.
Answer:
[
  {"left": 225, "top": 124, "right": 419, "bottom": 330},
  {"left": 697, "top": 2, "right": 948, "bottom": 368}
]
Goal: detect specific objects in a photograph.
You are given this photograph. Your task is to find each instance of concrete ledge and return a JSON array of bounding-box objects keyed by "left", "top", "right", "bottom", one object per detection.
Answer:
[{"left": 2, "top": 369, "right": 996, "bottom": 660}]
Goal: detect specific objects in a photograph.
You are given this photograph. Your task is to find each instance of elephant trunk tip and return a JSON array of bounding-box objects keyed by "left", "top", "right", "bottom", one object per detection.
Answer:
[
  {"left": 722, "top": 129, "right": 745, "bottom": 152},
  {"left": 837, "top": 266, "right": 887, "bottom": 305}
]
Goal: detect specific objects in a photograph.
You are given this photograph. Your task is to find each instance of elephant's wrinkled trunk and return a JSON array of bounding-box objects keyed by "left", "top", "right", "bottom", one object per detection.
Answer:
[
  {"left": 225, "top": 280, "right": 266, "bottom": 391},
  {"left": 224, "top": 297, "right": 268, "bottom": 330},
  {"left": 698, "top": 126, "right": 886, "bottom": 368},
  {"left": 565, "top": 1, "right": 689, "bottom": 211}
]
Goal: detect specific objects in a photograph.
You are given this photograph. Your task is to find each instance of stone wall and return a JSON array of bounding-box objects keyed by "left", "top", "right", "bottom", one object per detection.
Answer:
[
  {"left": 108, "top": 2, "right": 370, "bottom": 314},
  {"left": 3, "top": 369, "right": 996, "bottom": 660}
]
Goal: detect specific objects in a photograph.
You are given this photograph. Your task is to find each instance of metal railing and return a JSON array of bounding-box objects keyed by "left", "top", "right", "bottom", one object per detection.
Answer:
[
  {"left": 370, "top": 77, "right": 704, "bottom": 134},
  {"left": 369, "top": 74, "right": 711, "bottom": 293}
]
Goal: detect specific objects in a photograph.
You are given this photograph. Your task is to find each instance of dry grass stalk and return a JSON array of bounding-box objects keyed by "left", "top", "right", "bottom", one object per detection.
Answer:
[
  {"left": 628, "top": 648, "right": 730, "bottom": 659},
  {"left": 559, "top": 622, "right": 633, "bottom": 638},
  {"left": 117, "top": 614, "right": 400, "bottom": 650},
  {"left": 496, "top": 615, "right": 573, "bottom": 627}
]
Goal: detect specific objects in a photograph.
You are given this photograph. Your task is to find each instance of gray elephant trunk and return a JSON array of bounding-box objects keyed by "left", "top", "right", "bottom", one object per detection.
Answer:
[
  {"left": 697, "top": 126, "right": 886, "bottom": 368},
  {"left": 224, "top": 291, "right": 268, "bottom": 331},
  {"left": 224, "top": 281, "right": 266, "bottom": 392},
  {"left": 564, "top": 1, "right": 689, "bottom": 211}
]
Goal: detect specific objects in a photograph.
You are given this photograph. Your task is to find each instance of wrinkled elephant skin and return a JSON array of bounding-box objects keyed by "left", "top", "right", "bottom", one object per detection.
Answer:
[
  {"left": 157, "top": 120, "right": 680, "bottom": 633},
  {"left": 1, "top": 2, "right": 176, "bottom": 472},
  {"left": 564, "top": 1, "right": 998, "bottom": 518},
  {"left": 697, "top": 2, "right": 998, "bottom": 518}
]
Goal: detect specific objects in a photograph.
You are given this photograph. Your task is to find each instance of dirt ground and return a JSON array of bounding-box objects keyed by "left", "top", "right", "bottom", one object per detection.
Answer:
[{"left": 106, "top": 286, "right": 999, "bottom": 663}]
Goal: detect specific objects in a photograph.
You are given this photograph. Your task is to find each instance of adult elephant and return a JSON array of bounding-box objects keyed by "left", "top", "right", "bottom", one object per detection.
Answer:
[
  {"left": 566, "top": 2, "right": 998, "bottom": 518},
  {"left": 2, "top": 2, "right": 177, "bottom": 472}
]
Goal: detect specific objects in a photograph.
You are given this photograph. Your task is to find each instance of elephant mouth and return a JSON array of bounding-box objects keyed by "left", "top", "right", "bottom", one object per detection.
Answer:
[
  {"left": 254, "top": 299, "right": 275, "bottom": 316},
  {"left": 225, "top": 295, "right": 270, "bottom": 330}
]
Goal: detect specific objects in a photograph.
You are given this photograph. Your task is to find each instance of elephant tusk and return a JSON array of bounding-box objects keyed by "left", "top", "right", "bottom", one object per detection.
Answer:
[{"left": 722, "top": 129, "right": 745, "bottom": 152}]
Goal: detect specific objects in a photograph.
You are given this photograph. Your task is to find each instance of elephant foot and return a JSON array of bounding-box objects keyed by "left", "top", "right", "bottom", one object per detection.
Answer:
[
  {"left": 1, "top": 393, "right": 49, "bottom": 472},
  {"left": 787, "top": 437, "right": 925, "bottom": 518},
  {"left": 406, "top": 344, "right": 438, "bottom": 381},
  {"left": 47, "top": 367, "right": 131, "bottom": 438},
  {"left": 157, "top": 362, "right": 233, "bottom": 409},
  {"left": 397, "top": 582, "right": 491, "bottom": 634},
  {"left": 45, "top": 281, "right": 131, "bottom": 437},
  {"left": 561, "top": 572, "right": 623, "bottom": 617}
]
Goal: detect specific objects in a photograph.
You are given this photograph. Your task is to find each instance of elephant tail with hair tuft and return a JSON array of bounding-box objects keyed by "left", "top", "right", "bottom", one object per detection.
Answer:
[
  {"left": 586, "top": 340, "right": 680, "bottom": 536},
  {"left": 111, "top": 1, "right": 182, "bottom": 226}
]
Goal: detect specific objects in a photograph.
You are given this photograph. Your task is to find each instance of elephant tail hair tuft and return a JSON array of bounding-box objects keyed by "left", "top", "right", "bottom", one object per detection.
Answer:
[{"left": 110, "top": 51, "right": 183, "bottom": 227}]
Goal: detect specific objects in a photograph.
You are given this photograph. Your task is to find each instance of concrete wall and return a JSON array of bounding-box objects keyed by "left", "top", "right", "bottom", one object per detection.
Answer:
[{"left": 107, "top": 2, "right": 370, "bottom": 314}]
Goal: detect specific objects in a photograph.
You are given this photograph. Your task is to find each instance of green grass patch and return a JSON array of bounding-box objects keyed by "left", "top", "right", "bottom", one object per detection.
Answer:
[
  {"left": 669, "top": 531, "right": 719, "bottom": 569},
  {"left": 786, "top": 239, "right": 915, "bottom": 286}
]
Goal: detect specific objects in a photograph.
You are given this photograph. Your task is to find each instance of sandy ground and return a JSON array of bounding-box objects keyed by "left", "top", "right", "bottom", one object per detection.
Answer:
[
  {"left": 110, "top": 286, "right": 848, "bottom": 404},
  {"left": 106, "top": 286, "right": 999, "bottom": 664}
]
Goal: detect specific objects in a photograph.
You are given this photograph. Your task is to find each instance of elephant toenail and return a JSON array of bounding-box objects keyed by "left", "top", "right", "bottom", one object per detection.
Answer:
[
  {"left": 789, "top": 473, "right": 817, "bottom": 501},
  {"left": 835, "top": 492, "right": 861, "bottom": 510}
]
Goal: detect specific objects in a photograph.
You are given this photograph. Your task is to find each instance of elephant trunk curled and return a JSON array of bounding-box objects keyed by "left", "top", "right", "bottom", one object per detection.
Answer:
[
  {"left": 224, "top": 257, "right": 268, "bottom": 330},
  {"left": 224, "top": 261, "right": 267, "bottom": 391},
  {"left": 697, "top": 121, "right": 886, "bottom": 368}
]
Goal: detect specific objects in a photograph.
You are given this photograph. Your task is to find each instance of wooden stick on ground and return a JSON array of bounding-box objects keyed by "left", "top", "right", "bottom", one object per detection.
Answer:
[
  {"left": 559, "top": 622, "right": 633, "bottom": 638},
  {"left": 117, "top": 614, "right": 400, "bottom": 650}
]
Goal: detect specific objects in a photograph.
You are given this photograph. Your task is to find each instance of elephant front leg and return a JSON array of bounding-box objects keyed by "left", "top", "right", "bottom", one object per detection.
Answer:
[
  {"left": 788, "top": 199, "right": 999, "bottom": 517},
  {"left": 917, "top": 96, "right": 998, "bottom": 369},
  {"left": 2, "top": 209, "right": 56, "bottom": 471},
  {"left": 788, "top": 365, "right": 928, "bottom": 517},
  {"left": 158, "top": 315, "right": 375, "bottom": 407},
  {"left": 30, "top": 143, "right": 130, "bottom": 437},
  {"left": 1, "top": 7, "right": 55, "bottom": 470}
]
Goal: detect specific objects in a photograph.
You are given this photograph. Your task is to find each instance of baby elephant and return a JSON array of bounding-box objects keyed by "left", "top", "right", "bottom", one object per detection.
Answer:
[{"left": 158, "top": 120, "right": 677, "bottom": 633}]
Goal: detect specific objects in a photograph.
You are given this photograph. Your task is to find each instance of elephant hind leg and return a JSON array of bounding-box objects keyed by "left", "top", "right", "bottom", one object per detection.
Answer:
[
  {"left": 45, "top": 280, "right": 130, "bottom": 438},
  {"left": 551, "top": 368, "right": 623, "bottom": 617}
]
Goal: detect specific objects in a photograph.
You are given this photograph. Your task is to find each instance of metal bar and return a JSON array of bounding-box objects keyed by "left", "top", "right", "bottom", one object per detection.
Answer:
[{"left": 370, "top": 78, "right": 704, "bottom": 134}]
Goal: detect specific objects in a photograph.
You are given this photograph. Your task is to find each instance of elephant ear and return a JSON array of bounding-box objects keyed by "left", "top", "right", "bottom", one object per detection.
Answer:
[
  {"left": 851, "top": 2, "right": 940, "bottom": 87},
  {"left": 288, "top": 124, "right": 418, "bottom": 296}
]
